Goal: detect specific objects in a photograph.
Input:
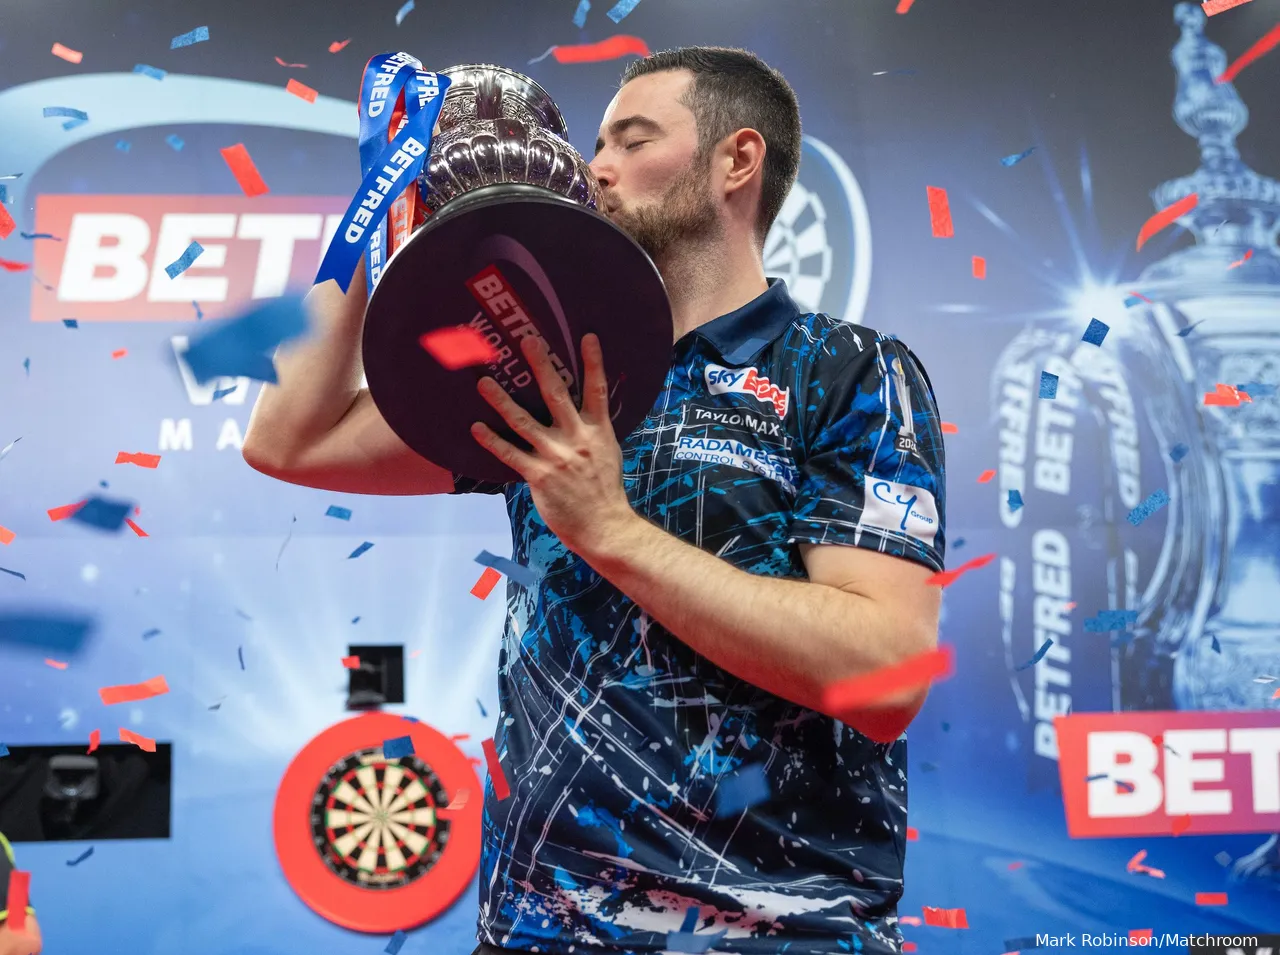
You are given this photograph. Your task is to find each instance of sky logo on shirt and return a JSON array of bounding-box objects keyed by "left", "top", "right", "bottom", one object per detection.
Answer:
[{"left": 704, "top": 363, "right": 790, "bottom": 417}]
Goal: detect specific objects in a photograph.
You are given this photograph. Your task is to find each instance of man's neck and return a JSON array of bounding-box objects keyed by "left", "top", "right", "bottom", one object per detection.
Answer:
[{"left": 657, "top": 239, "right": 769, "bottom": 344}]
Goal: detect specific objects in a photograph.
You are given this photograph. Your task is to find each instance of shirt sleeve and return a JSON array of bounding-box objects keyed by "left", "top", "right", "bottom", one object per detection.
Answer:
[
  {"left": 0, "top": 832, "right": 34, "bottom": 923},
  {"left": 787, "top": 334, "right": 947, "bottom": 573},
  {"left": 447, "top": 473, "right": 512, "bottom": 496}
]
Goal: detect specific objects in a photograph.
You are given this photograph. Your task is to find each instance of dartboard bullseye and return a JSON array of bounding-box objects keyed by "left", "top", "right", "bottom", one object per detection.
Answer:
[{"left": 274, "top": 712, "right": 483, "bottom": 933}]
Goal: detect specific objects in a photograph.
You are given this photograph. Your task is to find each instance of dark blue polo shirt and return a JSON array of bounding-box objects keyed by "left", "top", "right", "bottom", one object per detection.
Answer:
[{"left": 451, "top": 279, "right": 947, "bottom": 954}]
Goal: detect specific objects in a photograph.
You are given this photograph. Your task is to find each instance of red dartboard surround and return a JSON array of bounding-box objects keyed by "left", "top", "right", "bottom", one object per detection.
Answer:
[{"left": 273, "top": 712, "right": 482, "bottom": 933}]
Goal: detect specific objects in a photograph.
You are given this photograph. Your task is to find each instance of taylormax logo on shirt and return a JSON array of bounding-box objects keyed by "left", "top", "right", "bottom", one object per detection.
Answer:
[
  {"left": 705, "top": 363, "right": 790, "bottom": 417},
  {"left": 859, "top": 477, "right": 939, "bottom": 546}
]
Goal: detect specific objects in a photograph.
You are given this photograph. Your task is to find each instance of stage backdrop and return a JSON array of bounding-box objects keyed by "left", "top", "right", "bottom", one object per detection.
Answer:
[{"left": 1, "top": 0, "right": 1278, "bottom": 953}]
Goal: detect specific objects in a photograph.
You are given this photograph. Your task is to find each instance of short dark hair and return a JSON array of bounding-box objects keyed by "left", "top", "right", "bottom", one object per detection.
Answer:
[{"left": 620, "top": 46, "right": 802, "bottom": 244}]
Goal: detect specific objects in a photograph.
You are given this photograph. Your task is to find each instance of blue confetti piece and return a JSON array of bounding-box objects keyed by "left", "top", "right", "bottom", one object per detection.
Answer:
[
  {"left": 1083, "top": 609, "right": 1138, "bottom": 633},
  {"left": 941, "top": 721, "right": 951, "bottom": 732},
  {"left": 235, "top": 608, "right": 253, "bottom": 621},
  {"left": 667, "top": 906, "right": 727, "bottom": 955},
  {"left": 98, "top": 481, "right": 108, "bottom": 488},
  {"left": 21, "top": 232, "right": 59, "bottom": 241},
  {"left": 63, "top": 117, "right": 87, "bottom": 130},
  {"left": 63, "top": 319, "right": 79, "bottom": 328},
  {"left": 477, "top": 698, "right": 488, "bottom": 718},
  {"left": 1169, "top": 443, "right": 1189, "bottom": 463},
  {"left": 183, "top": 295, "right": 309, "bottom": 384},
  {"left": 952, "top": 537, "right": 965, "bottom": 549},
  {"left": 382, "top": 735, "right": 415, "bottom": 759},
  {"left": 164, "top": 240, "right": 205, "bottom": 279},
  {"left": 1081, "top": 318, "right": 1109, "bottom": 346},
  {"left": 395, "top": 0, "right": 415, "bottom": 24},
  {"left": 0, "top": 567, "right": 26, "bottom": 581},
  {"left": 1000, "top": 147, "right": 1036, "bottom": 167},
  {"left": 386, "top": 930, "right": 408, "bottom": 955},
  {"left": 474, "top": 550, "right": 540, "bottom": 589},
  {"left": 326, "top": 505, "right": 352, "bottom": 521},
  {"left": 133, "top": 64, "right": 167, "bottom": 81},
  {"left": 1177, "top": 320, "right": 1204, "bottom": 338},
  {"left": 1117, "top": 780, "right": 1135, "bottom": 793},
  {"left": 166, "top": 134, "right": 185, "bottom": 152},
  {"left": 22, "top": 358, "right": 29, "bottom": 376},
  {"left": 1123, "top": 295, "right": 1145, "bottom": 308},
  {"left": 0, "top": 744, "right": 7, "bottom": 758},
  {"left": 115, "top": 139, "right": 130, "bottom": 153},
  {"left": 238, "top": 646, "right": 245, "bottom": 670},
  {"left": 606, "top": 0, "right": 643, "bottom": 22},
  {"left": 142, "top": 628, "right": 161, "bottom": 639},
  {"left": 1084, "top": 773, "right": 1109, "bottom": 783},
  {"left": 573, "top": 0, "right": 591, "bottom": 26},
  {"left": 1238, "top": 381, "right": 1277, "bottom": 398},
  {"left": 1015, "top": 638, "right": 1053, "bottom": 671},
  {"left": 1211, "top": 634, "right": 1221, "bottom": 654},
  {"left": 714, "top": 763, "right": 771, "bottom": 817},
  {"left": 192, "top": 300, "right": 203, "bottom": 319},
  {"left": 1007, "top": 489, "right": 1024, "bottom": 513},
  {"left": 66, "top": 846, "right": 94, "bottom": 866},
  {"left": 70, "top": 496, "right": 134, "bottom": 532},
  {"left": 401, "top": 715, "right": 420, "bottom": 723},
  {"left": 211, "top": 385, "right": 238, "bottom": 402},
  {"left": 1126, "top": 489, "right": 1169, "bottom": 526},
  {"left": 351, "top": 616, "right": 361, "bottom": 624},
  {"left": 44, "top": 106, "right": 88, "bottom": 122},
  {"left": 171, "top": 26, "right": 210, "bottom": 49},
  {"left": 348, "top": 541, "right": 374, "bottom": 559},
  {"left": 0, "top": 613, "right": 94, "bottom": 652},
  {"left": 1039, "top": 371, "right": 1059, "bottom": 399}
]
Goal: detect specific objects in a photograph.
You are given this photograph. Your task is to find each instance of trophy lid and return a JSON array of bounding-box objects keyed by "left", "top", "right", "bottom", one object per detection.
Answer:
[{"left": 438, "top": 64, "right": 569, "bottom": 140}]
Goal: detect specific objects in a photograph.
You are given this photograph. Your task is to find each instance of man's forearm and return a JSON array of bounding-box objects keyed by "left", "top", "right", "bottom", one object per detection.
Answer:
[{"left": 581, "top": 514, "right": 932, "bottom": 719}]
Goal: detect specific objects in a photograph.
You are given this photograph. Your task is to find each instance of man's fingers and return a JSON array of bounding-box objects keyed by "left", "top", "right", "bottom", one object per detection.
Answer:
[
  {"left": 477, "top": 378, "right": 547, "bottom": 448},
  {"left": 580, "top": 333, "right": 611, "bottom": 422},
  {"left": 470, "top": 422, "right": 537, "bottom": 476},
  {"left": 521, "top": 335, "right": 578, "bottom": 427}
]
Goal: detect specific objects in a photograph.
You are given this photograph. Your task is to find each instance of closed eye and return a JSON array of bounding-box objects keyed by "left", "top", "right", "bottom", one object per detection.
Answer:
[{"left": 624, "top": 140, "right": 648, "bottom": 151}]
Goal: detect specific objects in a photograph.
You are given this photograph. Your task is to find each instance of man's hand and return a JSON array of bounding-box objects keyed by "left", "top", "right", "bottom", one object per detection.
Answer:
[
  {"left": 469, "top": 333, "right": 638, "bottom": 556},
  {"left": 0, "top": 915, "right": 42, "bottom": 955}
]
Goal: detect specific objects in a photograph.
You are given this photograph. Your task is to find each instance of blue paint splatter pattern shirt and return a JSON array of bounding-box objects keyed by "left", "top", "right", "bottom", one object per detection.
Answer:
[{"left": 451, "top": 279, "right": 947, "bottom": 954}]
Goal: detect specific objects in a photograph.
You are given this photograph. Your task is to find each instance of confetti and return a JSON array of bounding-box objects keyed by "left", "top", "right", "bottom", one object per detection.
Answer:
[
  {"left": 116, "top": 451, "right": 160, "bottom": 468},
  {"left": 211, "top": 385, "right": 237, "bottom": 401},
  {"left": 1204, "top": 382, "right": 1251, "bottom": 407},
  {"left": 66, "top": 847, "right": 94, "bottom": 866},
  {"left": 821, "top": 645, "right": 955, "bottom": 712},
  {"left": 171, "top": 26, "right": 210, "bottom": 49},
  {"left": 286, "top": 78, "right": 318, "bottom": 104},
  {"left": 1015, "top": 638, "right": 1052, "bottom": 671},
  {"left": 972, "top": 256, "right": 986, "bottom": 279},
  {"left": 276, "top": 514, "right": 296, "bottom": 572},
  {"left": 1227, "top": 248, "right": 1253, "bottom": 270},
  {"left": 120, "top": 728, "right": 156, "bottom": 752},
  {"left": 926, "top": 185, "right": 954, "bottom": 238},
  {"left": 419, "top": 325, "right": 501, "bottom": 369},
  {"left": 6, "top": 870, "right": 29, "bottom": 931},
  {"left": 0, "top": 613, "right": 98, "bottom": 653},
  {"left": 341, "top": 654, "right": 361, "bottom": 669},
  {"left": 87, "top": 729, "right": 100, "bottom": 753},
  {"left": 48, "top": 501, "right": 87, "bottom": 521},
  {"left": 1218, "top": 22, "right": 1280, "bottom": 84},
  {"left": 383, "top": 735, "right": 415, "bottom": 759},
  {"left": 1136, "top": 193, "right": 1198, "bottom": 251},
  {"left": 606, "top": 0, "right": 643, "bottom": 23},
  {"left": 52, "top": 42, "right": 83, "bottom": 64},
  {"left": 1127, "top": 489, "right": 1169, "bottom": 526},
  {"left": 184, "top": 295, "right": 308, "bottom": 383},
  {"left": 320, "top": 505, "right": 355, "bottom": 523},
  {"left": 482, "top": 737, "right": 511, "bottom": 799},
  {"left": 1000, "top": 147, "right": 1036, "bottom": 167},
  {"left": 45, "top": 658, "right": 68, "bottom": 669},
  {"left": 1083, "top": 609, "right": 1138, "bottom": 632},
  {"left": 0, "top": 205, "right": 14, "bottom": 240},
  {"left": 164, "top": 240, "right": 204, "bottom": 279},
  {"left": 471, "top": 566, "right": 502, "bottom": 599},
  {"left": 99, "top": 674, "right": 169, "bottom": 705},
  {"left": 1039, "top": 371, "right": 1058, "bottom": 399},
  {"left": 0, "top": 526, "right": 13, "bottom": 545},
  {"left": 907, "top": 826, "right": 920, "bottom": 840},
  {"left": 0, "top": 437, "right": 18, "bottom": 461},
  {"left": 70, "top": 496, "right": 134, "bottom": 532},
  {"left": 896, "top": 0, "right": 916, "bottom": 11},
  {"left": 351, "top": 616, "right": 361, "bottom": 624},
  {"left": 541, "top": 34, "right": 652, "bottom": 64},
  {"left": 220, "top": 143, "right": 270, "bottom": 197},
  {"left": 714, "top": 763, "right": 771, "bottom": 817},
  {"left": 1170, "top": 443, "right": 1189, "bottom": 462},
  {"left": 166, "top": 134, "right": 184, "bottom": 152},
  {"left": 115, "top": 139, "right": 130, "bottom": 153},
  {"left": 1126, "top": 849, "right": 1166, "bottom": 878},
  {"left": 1007, "top": 489, "right": 1024, "bottom": 513},
  {"left": 1172, "top": 813, "right": 1193, "bottom": 836},
  {"left": 142, "top": 628, "right": 160, "bottom": 639},
  {"left": 573, "top": 0, "right": 591, "bottom": 26},
  {"left": 192, "top": 301, "right": 203, "bottom": 319},
  {"left": 1238, "top": 380, "right": 1277, "bottom": 397},
  {"left": 1131, "top": 931, "right": 1154, "bottom": 943},
  {"left": 274, "top": 56, "right": 308, "bottom": 68},
  {"left": 1215, "top": 851, "right": 1233, "bottom": 867},
  {"left": 385, "top": 930, "right": 408, "bottom": 955},
  {"left": 922, "top": 906, "right": 969, "bottom": 929},
  {"left": 329, "top": 39, "right": 351, "bottom": 53},
  {"left": 940, "top": 421, "right": 958, "bottom": 434},
  {"left": 133, "top": 64, "right": 166, "bottom": 80},
  {"left": 1177, "top": 320, "right": 1204, "bottom": 337},
  {"left": 348, "top": 541, "right": 374, "bottom": 559},
  {"left": 977, "top": 469, "right": 996, "bottom": 483},
  {"left": 125, "top": 517, "right": 148, "bottom": 538},
  {"left": 238, "top": 646, "right": 245, "bottom": 670},
  {"left": 667, "top": 906, "right": 727, "bottom": 954},
  {"left": 395, "top": 0, "right": 415, "bottom": 25},
  {"left": 1195, "top": 892, "right": 1228, "bottom": 906},
  {"left": 0, "top": 257, "right": 31, "bottom": 272},
  {"left": 20, "top": 232, "right": 59, "bottom": 241},
  {"left": 474, "top": 550, "right": 540, "bottom": 589},
  {"left": 0, "top": 744, "right": 7, "bottom": 757},
  {"left": 43, "top": 106, "right": 88, "bottom": 126},
  {"left": 1081, "top": 318, "right": 1109, "bottom": 346},
  {"left": 925, "top": 553, "right": 996, "bottom": 588}
]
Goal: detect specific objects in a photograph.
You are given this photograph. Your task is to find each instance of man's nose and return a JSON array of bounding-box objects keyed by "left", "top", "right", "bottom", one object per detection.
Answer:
[{"left": 588, "top": 156, "right": 614, "bottom": 189}]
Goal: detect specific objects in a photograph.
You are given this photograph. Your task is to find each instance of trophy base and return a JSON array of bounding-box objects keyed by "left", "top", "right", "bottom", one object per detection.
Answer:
[{"left": 363, "top": 182, "right": 673, "bottom": 484}]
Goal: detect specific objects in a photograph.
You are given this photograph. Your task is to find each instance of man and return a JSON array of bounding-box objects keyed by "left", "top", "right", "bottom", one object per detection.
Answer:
[
  {"left": 0, "top": 834, "right": 40, "bottom": 955},
  {"left": 244, "top": 46, "right": 947, "bottom": 955}
]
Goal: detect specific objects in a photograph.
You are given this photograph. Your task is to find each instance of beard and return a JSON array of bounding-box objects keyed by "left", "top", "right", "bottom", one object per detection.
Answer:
[{"left": 604, "top": 151, "right": 722, "bottom": 263}]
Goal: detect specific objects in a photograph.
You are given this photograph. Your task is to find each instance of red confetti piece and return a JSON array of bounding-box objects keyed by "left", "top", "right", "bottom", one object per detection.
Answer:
[
  {"left": 907, "top": 826, "right": 920, "bottom": 840},
  {"left": 1136, "top": 193, "right": 1198, "bottom": 251},
  {"left": 552, "top": 35, "right": 652, "bottom": 63},
  {"left": 220, "top": 143, "right": 270, "bottom": 197},
  {"left": 977, "top": 469, "right": 996, "bottom": 483},
  {"left": 482, "top": 737, "right": 511, "bottom": 799},
  {"left": 940, "top": 422, "right": 958, "bottom": 434},
  {"left": 1172, "top": 813, "right": 1193, "bottom": 836},
  {"left": 471, "top": 566, "right": 502, "bottom": 600},
  {"left": 286, "top": 78, "right": 318, "bottom": 103},
  {"left": 341, "top": 654, "right": 361, "bottom": 669},
  {"left": 6, "top": 870, "right": 29, "bottom": 931},
  {"left": 1064, "top": 601, "right": 1076, "bottom": 611},
  {"left": 274, "top": 56, "right": 308, "bottom": 68},
  {"left": 972, "top": 256, "right": 986, "bottom": 279},
  {"left": 925, "top": 552, "right": 997, "bottom": 587},
  {"left": 1007, "top": 861, "right": 1024, "bottom": 870},
  {"left": 120, "top": 727, "right": 157, "bottom": 752},
  {"left": 900, "top": 916, "right": 923, "bottom": 926},
  {"left": 1195, "top": 892, "right": 1228, "bottom": 906},
  {"left": 124, "top": 517, "right": 148, "bottom": 538},
  {"left": 1130, "top": 930, "right": 1153, "bottom": 943},
  {"left": 48, "top": 500, "right": 88, "bottom": 521},
  {"left": 903, "top": 945, "right": 918, "bottom": 954},
  {"left": 0, "top": 258, "right": 32, "bottom": 271},
  {"left": 1217, "top": 22, "right": 1280, "bottom": 84},
  {"left": 926, "top": 186, "right": 954, "bottom": 238},
  {"left": 111, "top": 348, "right": 127, "bottom": 359},
  {"left": 45, "top": 658, "right": 68, "bottom": 669},
  {"left": 821, "top": 645, "right": 955, "bottom": 712},
  {"left": 87, "top": 728, "right": 100, "bottom": 753},
  {"left": 0, "top": 525, "right": 13, "bottom": 545},
  {"left": 0, "top": 204, "right": 15, "bottom": 240},
  {"left": 1202, "top": 0, "right": 1253, "bottom": 12},
  {"left": 116, "top": 451, "right": 160, "bottom": 468},
  {"left": 896, "top": 0, "right": 916, "bottom": 11},
  {"left": 329, "top": 39, "right": 352, "bottom": 53},
  {"left": 922, "top": 906, "right": 969, "bottom": 929},
  {"left": 1227, "top": 248, "right": 1253, "bottom": 269},
  {"left": 99, "top": 674, "right": 169, "bottom": 705},
  {"left": 52, "top": 42, "right": 83, "bottom": 64},
  {"left": 1204, "top": 382, "right": 1251, "bottom": 407},
  {"left": 420, "top": 325, "right": 500, "bottom": 370},
  {"left": 1126, "top": 290, "right": 1153, "bottom": 303}
]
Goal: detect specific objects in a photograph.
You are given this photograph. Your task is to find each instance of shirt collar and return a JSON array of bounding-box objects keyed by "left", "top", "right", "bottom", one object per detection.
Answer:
[{"left": 685, "top": 278, "right": 803, "bottom": 366}]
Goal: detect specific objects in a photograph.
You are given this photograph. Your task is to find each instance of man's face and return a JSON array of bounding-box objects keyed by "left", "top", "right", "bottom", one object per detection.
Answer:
[{"left": 589, "top": 70, "right": 723, "bottom": 262}]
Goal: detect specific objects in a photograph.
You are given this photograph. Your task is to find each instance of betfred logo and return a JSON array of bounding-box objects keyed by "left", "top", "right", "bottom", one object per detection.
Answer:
[
  {"left": 32, "top": 195, "right": 349, "bottom": 322},
  {"left": 1056, "top": 710, "right": 1280, "bottom": 838},
  {"left": 705, "top": 362, "right": 790, "bottom": 417}
]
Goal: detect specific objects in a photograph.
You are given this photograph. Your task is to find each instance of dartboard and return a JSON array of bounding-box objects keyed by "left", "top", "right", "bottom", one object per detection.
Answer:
[{"left": 310, "top": 747, "right": 451, "bottom": 888}]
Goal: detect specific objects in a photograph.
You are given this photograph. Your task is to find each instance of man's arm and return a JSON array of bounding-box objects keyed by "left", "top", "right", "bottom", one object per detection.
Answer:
[
  {"left": 580, "top": 516, "right": 940, "bottom": 742},
  {"left": 241, "top": 260, "right": 455, "bottom": 496}
]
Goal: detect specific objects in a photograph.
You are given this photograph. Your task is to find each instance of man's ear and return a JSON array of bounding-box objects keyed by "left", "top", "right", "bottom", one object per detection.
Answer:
[{"left": 721, "top": 128, "right": 766, "bottom": 198}]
